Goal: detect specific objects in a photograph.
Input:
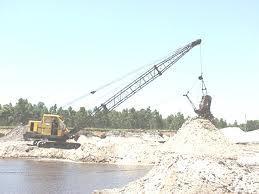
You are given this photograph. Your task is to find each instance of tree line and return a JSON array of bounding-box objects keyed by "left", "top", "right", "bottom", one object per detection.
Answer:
[
  {"left": 0, "top": 98, "right": 257, "bottom": 131},
  {"left": 0, "top": 98, "right": 185, "bottom": 130}
]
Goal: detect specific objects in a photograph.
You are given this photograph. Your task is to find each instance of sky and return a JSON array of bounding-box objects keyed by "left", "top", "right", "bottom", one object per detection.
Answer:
[{"left": 0, "top": 0, "right": 258, "bottom": 123}]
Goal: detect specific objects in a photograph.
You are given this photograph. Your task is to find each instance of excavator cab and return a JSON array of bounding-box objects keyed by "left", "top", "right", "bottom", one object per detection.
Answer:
[
  {"left": 39, "top": 114, "right": 68, "bottom": 137},
  {"left": 25, "top": 114, "right": 69, "bottom": 138}
]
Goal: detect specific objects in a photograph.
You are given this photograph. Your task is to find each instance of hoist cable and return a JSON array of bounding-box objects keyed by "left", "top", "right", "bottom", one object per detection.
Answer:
[
  {"left": 184, "top": 43, "right": 207, "bottom": 98},
  {"left": 199, "top": 44, "right": 208, "bottom": 96},
  {"left": 200, "top": 43, "right": 203, "bottom": 77},
  {"left": 184, "top": 78, "right": 199, "bottom": 95}
]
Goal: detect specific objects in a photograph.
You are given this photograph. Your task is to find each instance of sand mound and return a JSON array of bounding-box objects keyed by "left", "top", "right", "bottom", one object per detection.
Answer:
[
  {"left": 221, "top": 127, "right": 259, "bottom": 144},
  {"left": 97, "top": 119, "right": 258, "bottom": 193},
  {"left": 99, "top": 154, "right": 259, "bottom": 194},
  {"left": 164, "top": 118, "right": 240, "bottom": 158},
  {"left": 220, "top": 127, "right": 245, "bottom": 143}
]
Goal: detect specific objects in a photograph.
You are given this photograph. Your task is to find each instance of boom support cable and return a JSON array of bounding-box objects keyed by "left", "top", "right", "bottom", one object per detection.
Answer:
[{"left": 62, "top": 62, "right": 154, "bottom": 108}]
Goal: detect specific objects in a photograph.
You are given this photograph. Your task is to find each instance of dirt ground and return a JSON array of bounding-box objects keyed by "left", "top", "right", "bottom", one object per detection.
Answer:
[{"left": 0, "top": 119, "right": 259, "bottom": 193}]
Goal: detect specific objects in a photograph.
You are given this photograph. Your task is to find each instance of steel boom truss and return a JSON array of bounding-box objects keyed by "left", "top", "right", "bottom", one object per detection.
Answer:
[{"left": 95, "top": 39, "right": 201, "bottom": 113}]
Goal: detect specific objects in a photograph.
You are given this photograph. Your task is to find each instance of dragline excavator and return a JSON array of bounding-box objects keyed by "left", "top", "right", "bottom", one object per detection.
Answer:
[{"left": 23, "top": 39, "right": 205, "bottom": 149}]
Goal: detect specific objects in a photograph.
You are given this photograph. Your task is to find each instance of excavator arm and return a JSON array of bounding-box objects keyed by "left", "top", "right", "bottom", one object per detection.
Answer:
[
  {"left": 183, "top": 93, "right": 198, "bottom": 112},
  {"left": 94, "top": 39, "right": 201, "bottom": 113}
]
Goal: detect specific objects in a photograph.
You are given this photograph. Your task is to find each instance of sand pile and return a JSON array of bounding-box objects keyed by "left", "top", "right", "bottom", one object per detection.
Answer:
[
  {"left": 97, "top": 119, "right": 259, "bottom": 193},
  {"left": 164, "top": 118, "right": 240, "bottom": 158},
  {"left": 221, "top": 127, "right": 259, "bottom": 144},
  {"left": 99, "top": 154, "right": 259, "bottom": 194},
  {"left": 75, "top": 135, "right": 162, "bottom": 165},
  {"left": 0, "top": 126, "right": 25, "bottom": 142}
]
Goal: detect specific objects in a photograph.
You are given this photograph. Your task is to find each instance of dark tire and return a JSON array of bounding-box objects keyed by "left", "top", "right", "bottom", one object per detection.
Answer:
[
  {"left": 37, "top": 141, "right": 44, "bottom": 148},
  {"left": 33, "top": 140, "right": 40, "bottom": 146},
  {"left": 65, "top": 143, "right": 81, "bottom": 149},
  {"left": 74, "top": 143, "right": 81, "bottom": 149}
]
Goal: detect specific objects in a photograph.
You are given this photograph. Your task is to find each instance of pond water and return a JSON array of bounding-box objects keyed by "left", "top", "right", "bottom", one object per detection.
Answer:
[{"left": 0, "top": 159, "right": 151, "bottom": 194}]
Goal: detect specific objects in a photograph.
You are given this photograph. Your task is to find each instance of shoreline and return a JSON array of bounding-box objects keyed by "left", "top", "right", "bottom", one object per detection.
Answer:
[
  {"left": 0, "top": 131, "right": 165, "bottom": 166},
  {"left": 0, "top": 157, "right": 154, "bottom": 168}
]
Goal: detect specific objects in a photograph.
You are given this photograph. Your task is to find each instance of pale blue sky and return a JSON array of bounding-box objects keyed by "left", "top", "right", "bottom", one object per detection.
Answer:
[{"left": 0, "top": 0, "right": 258, "bottom": 122}]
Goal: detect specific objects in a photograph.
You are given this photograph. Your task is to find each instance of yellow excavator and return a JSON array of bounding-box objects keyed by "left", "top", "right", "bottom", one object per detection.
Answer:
[
  {"left": 23, "top": 39, "right": 202, "bottom": 149},
  {"left": 23, "top": 114, "right": 80, "bottom": 149}
]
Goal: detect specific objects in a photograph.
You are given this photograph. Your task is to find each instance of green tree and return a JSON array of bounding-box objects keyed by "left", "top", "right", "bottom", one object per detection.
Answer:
[
  {"left": 0, "top": 103, "right": 14, "bottom": 125},
  {"left": 14, "top": 98, "right": 33, "bottom": 124},
  {"left": 74, "top": 107, "right": 91, "bottom": 130},
  {"left": 49, "top": 104, "right": 57, "bottom": 114},
  {"left": 166, "top": 112, "right": 185, "bottom": 130},
  {"left": 65, "top": 106, "right": 76, "bottom": 127},
  {"left": 136, "top": 107, "right": 152, "bottom": 129},
  {"left": 93, "top": 108, "right": 110, "bottom": 128},
  {"left": 128, "top": 108, "right": 137, "bottom": 129},
  {"left": 246, "top": 120, "right": 259, "bottom": 131},
  {"left": 32, "top": 102, "right": 48, "bottom": 120},
  {"left": 108, "top": 110, "right": 121, "bottom": 129},
  {"left": 213, "top": 118, "right": 228, "bottom": 129},
  {"left": 120, "top": 109, "right": 132, "bottom": 129},
  {"left": 149, "top": 110, "right": 163, "bottom": 129}
]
